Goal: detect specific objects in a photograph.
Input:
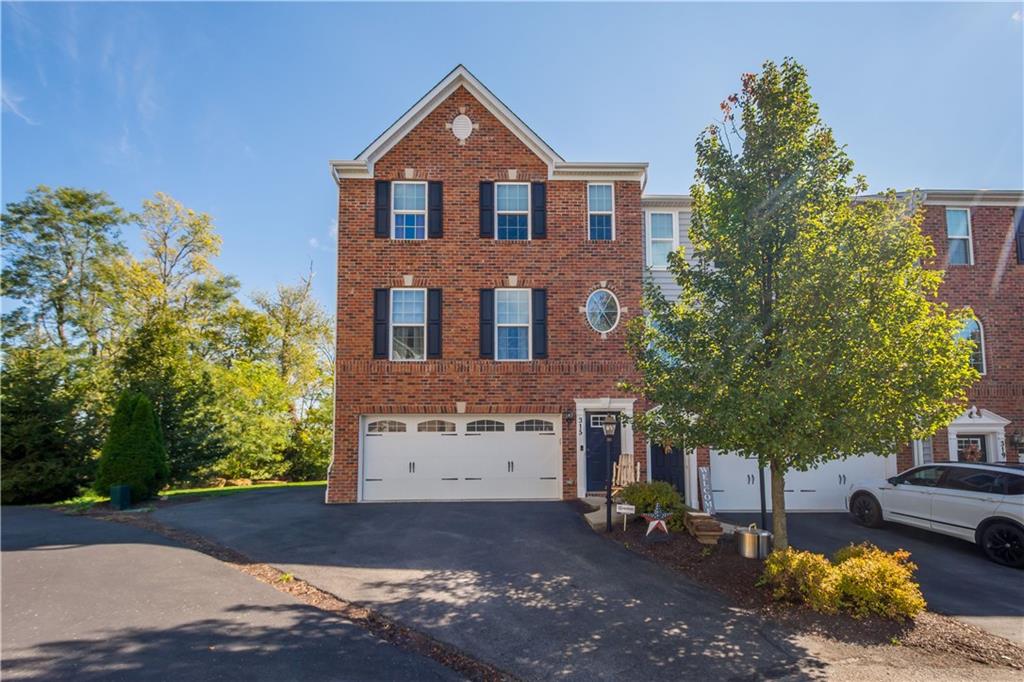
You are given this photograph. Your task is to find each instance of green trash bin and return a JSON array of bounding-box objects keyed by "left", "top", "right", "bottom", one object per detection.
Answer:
[{"left": 110, "top": 485, "right": 132, "bottom": 510}]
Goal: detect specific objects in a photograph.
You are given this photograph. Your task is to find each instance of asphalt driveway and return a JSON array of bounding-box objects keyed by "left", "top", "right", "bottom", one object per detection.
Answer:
[
  {"left": 147, "top": 485, "right": 1016, "bottom": 681},
  {"left": 724, "top": 512, "right": 1024, "bottom": 644},
  {"left": 1, "top": 506, "right": 456, "bottom": 681}
]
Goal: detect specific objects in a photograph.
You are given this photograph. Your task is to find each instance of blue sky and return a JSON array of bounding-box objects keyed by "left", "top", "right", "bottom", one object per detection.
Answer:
[{"left": 3, "top": 2, "right": 1022, "bottom": 309}]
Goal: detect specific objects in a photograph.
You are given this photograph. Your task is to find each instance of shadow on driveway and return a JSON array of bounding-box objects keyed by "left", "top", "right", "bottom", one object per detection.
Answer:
[
  {"left": 723, "top": 512, "right": 1024, "bottom": 643},
  {"left": 1, "top": 506, "right": 456, "bottom": 681},
  {"left": 155, "top": 487, "right": 830, "bottom": 680}
]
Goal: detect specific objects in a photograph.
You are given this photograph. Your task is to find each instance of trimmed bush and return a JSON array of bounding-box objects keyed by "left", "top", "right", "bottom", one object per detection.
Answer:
[
  {"left": 618, "top": 480, "right": 684, "bottom": 513},
  {"left": 832, "top": 543, "right": 926, "bottom": 619},
  {"left": 760, "top": 548, "right": 839, "bottom": 613},
  {"left": 95, "top": 392, "right": 169, "bottom": 502},
  {"left": 759, "top": 543, "right": 925, "bottom": 620},
  {"left": 618, "top": 480, "right": 689, "bottom": 531}
]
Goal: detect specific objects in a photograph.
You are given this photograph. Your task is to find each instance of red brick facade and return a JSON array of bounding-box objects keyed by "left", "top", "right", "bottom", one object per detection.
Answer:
[
  {"left": 329, "top": 85, "right": 645, "bottom": 503},
  {"left": 894, "top": 202, "right": 1024, "bottom": 470}
]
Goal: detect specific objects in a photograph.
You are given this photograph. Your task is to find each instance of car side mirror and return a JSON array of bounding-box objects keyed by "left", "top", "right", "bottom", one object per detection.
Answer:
[{"left": 886, "top": 476, "right": 899, "bottom": 486}]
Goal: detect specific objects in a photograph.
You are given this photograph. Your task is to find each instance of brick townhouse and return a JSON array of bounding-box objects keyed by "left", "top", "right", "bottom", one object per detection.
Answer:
[{"left": 329, "top": 65, "right": 1024, "bottom": 509}]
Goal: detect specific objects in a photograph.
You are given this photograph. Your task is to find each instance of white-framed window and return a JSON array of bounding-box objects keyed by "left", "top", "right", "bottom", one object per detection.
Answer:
[
  {"left": 392, "top": 181, "right": 427, "bottom": 240},
  {"left": 389, "top": 288, "right": 426, "bottom": 361},
  {"left": 588, "top": 184, "right": 614, "bottom": 240},
  {"left": 585, "top": 288, "right": 620, "bottom": 333},
  {"left": 467, "top": 419, "right": 505, "bottom": 433},
  {"left": 946, "top": 208, "right": 973, "bottom": 265},
  {"left": 647, "top": 212, "right": 677, "bottom": 269},
  {"left": 495, "top": 288, "right": 531, "bottom": 361},
  {"left": 957, "top": 318, "right": 986, "bottom": 374},
  {"left": 495, "top": 183, "right": 530, "bottom": 240},
  {"left": 912, "top": 437, "right": 934, "bottom": 466}
]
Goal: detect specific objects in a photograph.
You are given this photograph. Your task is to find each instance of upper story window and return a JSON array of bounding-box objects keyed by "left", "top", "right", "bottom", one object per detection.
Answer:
[
  {"left": 586, "top": 289, "right": 620, "bottom": 333},
  {"left": 392, "top": 182, "right": 427, "bottom": 240},
  {"left": 588, "top": 184, "right": 614, "bottom": 240},
  {"left": 647, "top": 212, "right": 677, "bottom": 269},
  {"left": 946, "top": 208, "right": 973, "bottom": 265},
  {"left": 496, "top": 183, "right": 530, "bottom": 240},
  {"left": 390, "top": 288, "right": 426, "bottom": 361},
  {"left": 957, "top": 318, "right": 986, "bottom": 374},
  {"left": 495, "top": 288, "right": 531, "bottom": 360}
]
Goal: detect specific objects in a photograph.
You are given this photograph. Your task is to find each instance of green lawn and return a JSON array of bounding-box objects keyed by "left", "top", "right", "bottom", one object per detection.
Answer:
[{"left": 54, "top": 480, "right": 326, "bottom": 512}]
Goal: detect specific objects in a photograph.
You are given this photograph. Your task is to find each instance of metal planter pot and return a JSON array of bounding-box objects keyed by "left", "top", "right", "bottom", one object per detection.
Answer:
[{"left": 736, "top": 524, "right": 772, "bottom": 559}]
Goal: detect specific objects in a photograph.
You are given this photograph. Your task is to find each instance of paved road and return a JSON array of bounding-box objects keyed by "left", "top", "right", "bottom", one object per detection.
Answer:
[
  {"left": 1, "top": 506, "right": 457, "bottom": 681},
  {"left": 724, "top": 512, "right": 1024, "bottom": 644},
  {"left": 149, "top": 486, "right": 1022, "bottom": 681}
]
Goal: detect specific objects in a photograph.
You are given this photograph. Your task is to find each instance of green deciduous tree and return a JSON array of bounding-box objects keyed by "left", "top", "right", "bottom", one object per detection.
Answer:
[
  {"left": 627, "top": 59, "right": 977, "bottom": 549},
  {"left": 1, "top": 186, "right": 126, "bottom": 354},
  {"left": 208, "top": 361, "right": 292, "bottom": 480},
  {"left": 95, "top": 392, "right": 169, "bottom": 502}
]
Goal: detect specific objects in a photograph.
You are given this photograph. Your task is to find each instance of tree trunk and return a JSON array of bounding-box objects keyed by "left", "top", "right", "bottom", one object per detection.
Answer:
[{"left": 771, "top": 467, "right": 788, "bottom": 550}]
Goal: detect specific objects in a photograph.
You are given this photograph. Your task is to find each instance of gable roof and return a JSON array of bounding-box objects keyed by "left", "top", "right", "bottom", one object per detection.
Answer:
[{"left": 331, "top": 65, "right": 647, "bottom": 185}]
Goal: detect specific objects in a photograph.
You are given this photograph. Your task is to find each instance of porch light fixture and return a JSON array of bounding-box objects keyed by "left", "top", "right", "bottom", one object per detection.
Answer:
[{"left": 602, "top": 414, "right": 618, "bottom": 534}]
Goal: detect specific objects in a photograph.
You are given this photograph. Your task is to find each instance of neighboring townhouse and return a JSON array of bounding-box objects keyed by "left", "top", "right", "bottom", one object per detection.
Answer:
[
  {"left": 329, "top": 65, "right": 1023, "bottom": 510},
  {"left": 642, "top": 191, "right": 1024, "bottom": 513},
  {"left": 328, "top": 66, "right": 648, "bottom": 504}
]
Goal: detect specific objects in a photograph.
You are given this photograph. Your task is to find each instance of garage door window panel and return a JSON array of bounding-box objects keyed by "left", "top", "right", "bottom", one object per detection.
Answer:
[
  {"left": 515, "top": 419, "right": 555, "bottom": 433},
  {"left": 467, "top": 419, "right": 505, "bottom": 433},
  {"left": 391, "top": 289, "right": 426, "bottom": 361},
  {"left": 417, "top": 419, "right": 456, "bottom": 433},
  {"left": 367, "top": 419, "right": 406, "bottom": 434}
]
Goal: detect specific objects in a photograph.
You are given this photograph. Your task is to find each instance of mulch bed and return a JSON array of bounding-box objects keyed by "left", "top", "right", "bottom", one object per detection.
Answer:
[
  {"left": 607, "top": 518, "right": 1024, "bottom": 670},
  {"left": 86, "top": 511, "right": 517, "bottom": 682}
]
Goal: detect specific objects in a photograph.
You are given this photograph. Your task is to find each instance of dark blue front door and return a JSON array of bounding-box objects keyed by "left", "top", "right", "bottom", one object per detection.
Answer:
[
  {"left": 650, "top": 443, "right": 685, "bottom": 495},
  {"left": 585, "top": 412, "right": 621, "bottom": 492}
]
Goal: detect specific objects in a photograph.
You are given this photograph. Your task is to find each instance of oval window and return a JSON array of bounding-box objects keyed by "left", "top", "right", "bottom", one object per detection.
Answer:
[{"left": 586, "top": 289, "right": 620, "bottom": 333}]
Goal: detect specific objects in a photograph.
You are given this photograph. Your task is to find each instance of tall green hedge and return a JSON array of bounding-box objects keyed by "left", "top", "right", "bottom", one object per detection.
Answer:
[{"left": 95, "top": 392, "right": 169, "bottom": 502}]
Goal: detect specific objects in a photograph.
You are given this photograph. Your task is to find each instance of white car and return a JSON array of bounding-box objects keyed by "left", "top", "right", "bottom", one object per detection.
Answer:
[{"left": 847, "top": 462, "right": 1024, "bottom": 568}]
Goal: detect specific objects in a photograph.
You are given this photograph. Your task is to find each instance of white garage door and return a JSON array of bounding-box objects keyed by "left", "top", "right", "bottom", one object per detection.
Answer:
[
  {"left": 709, "top": 450, "right": 894, "bottom": 512},
  {"left": 361, "top": 414, "right": 562, "bottom": 502}
]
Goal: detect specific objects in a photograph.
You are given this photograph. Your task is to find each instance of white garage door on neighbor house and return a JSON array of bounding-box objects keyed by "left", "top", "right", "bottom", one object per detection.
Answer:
[
  {"left": 709, "top": 450, "right": 896, "bottom": 512},
  {"left": 360, "top": 415, "right": 562, "bottom": 502}
]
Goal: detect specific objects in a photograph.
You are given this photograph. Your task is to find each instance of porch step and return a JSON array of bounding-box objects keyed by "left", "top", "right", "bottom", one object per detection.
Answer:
[{"left": 583, "top": 497, "right": 625, "bottom": 531}]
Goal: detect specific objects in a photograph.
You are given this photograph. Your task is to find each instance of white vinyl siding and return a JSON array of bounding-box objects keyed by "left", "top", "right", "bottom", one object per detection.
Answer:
[{"left": 645, "top": 208, "right": 692, "bottom": 301}]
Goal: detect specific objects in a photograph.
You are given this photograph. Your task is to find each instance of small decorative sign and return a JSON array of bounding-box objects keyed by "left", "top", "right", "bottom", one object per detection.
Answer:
[
  {"left": 698, "top": 466, "right": 715, "bottom": 516},
  {"left": 616, "top": 503, "right": 635, "bottom": 531}
]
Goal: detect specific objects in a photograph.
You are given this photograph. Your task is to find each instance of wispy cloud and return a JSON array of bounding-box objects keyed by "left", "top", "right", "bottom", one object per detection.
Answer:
[
  {"left": 2, "top": 86, "right": 39, "bottom": 125},
  {"left": 328, "top": 218, "right": 338, "bottom": 240},
  {"left": 1013, "top": 9, "right": 1023, "bottom": 22},
  {"left": 309, "top": 237, "right": 321, "bottom": 249}
]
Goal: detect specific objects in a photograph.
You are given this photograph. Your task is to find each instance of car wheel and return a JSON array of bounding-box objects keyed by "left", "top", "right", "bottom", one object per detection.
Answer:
[
  {"left": 981, "top": 522, "right": 1024, "bottom": 569},
  {"left": 850, "top": 494, "right": 883, "bottom": 528}
]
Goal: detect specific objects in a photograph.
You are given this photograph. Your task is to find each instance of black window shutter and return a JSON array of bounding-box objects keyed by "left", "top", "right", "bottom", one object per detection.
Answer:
[
  {"left": 373, "top": 289, "right": 389, "bottom": 358},
  {"left": 374, "top": 181, "right": 390, "bottom": 238},
  {"left": 427, "top": 288, "right": 442, "bottom": 359},
  {"left": 479, "top": 289, "right": 495, "bottom": 359},
  {"left": 531, "top": 289, "right": 548, "bottom": 359},
  {"left": 479, "top": 181, "right": 495, "bottom": 238},
  {"left": 428, "top": 181, "right": 443, "bottom": 239},
  {"left": 531, "top": 182, "right": 547, "bottom": 239}
]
